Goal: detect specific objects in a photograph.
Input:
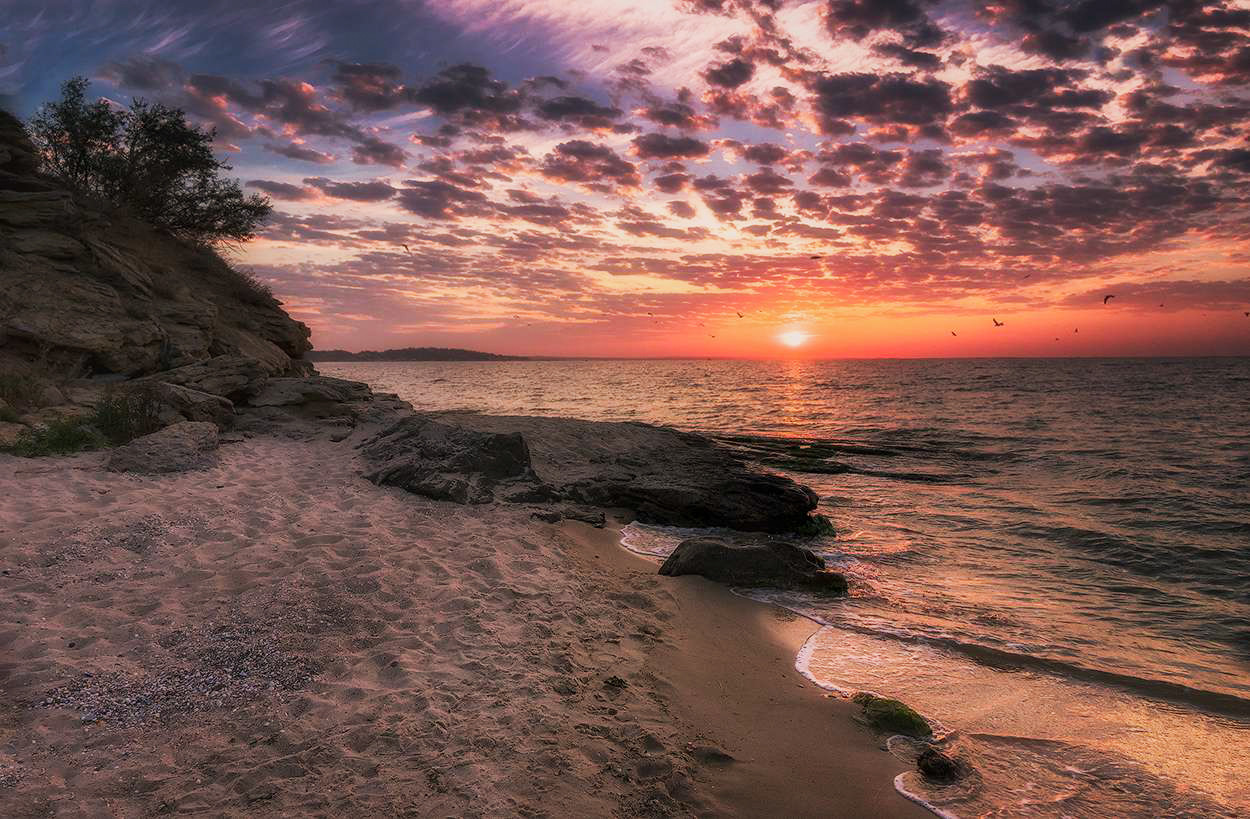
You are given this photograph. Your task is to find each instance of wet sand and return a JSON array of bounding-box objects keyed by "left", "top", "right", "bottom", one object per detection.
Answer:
[{"left": 1, "top": 433, "right": 926, "bottom": 817}]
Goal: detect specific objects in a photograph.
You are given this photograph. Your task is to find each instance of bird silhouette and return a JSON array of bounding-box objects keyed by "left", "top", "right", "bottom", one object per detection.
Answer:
[
  {"left": 1244, "top": 311, "right": 1249, "bottom": 317},
  {"left": 992, "top": 318, "right": 1004, "bottom": 327},
  {"left": 809, "top": 254, "right": 822, "bottom": 259},
  {"left": 1074, "top": 328, "right": 1079, "bottom": 333},
  {"left": 401, "top": 243, "right": 411, "bottom": 254},
  {"left": 736, "top": 311, "right": 744, "bottom": 318},
  {"left": 647, "top": 312, "right": 653, "bottom": 317},
  {"left": 1103, "top": 294, "right": 1115, "bottom": 304},
  {"left": 1023, "top": 273, "right": 1031, "bottom": 279},
  {"left": 950, "top": 331, "right": 957, "bottom": 337}
]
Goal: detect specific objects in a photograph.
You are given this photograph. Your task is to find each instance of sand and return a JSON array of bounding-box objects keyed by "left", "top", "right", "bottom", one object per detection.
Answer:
[{"left": 1, "top": 433, "right": 928, "bottom": 817}]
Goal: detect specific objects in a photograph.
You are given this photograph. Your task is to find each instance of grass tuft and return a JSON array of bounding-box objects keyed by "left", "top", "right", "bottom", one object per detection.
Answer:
[{"left": 8, "top": 417, "right": 104, "bottom": 457}]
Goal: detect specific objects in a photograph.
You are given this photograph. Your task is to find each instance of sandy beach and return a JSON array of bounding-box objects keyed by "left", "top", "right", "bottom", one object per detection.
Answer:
[{"left": 1, "top": 429, "right": 927, "bottom": 817}]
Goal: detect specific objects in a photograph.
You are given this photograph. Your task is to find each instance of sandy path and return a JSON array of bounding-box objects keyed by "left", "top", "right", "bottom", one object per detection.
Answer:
[{"left": 1, "top": 436, "right": 925, "bottom": 817}]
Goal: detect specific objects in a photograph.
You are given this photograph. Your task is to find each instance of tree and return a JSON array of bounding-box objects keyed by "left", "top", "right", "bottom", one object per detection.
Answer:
[{"left": 27, "top": 77, "right": 271, "bottom": 244}]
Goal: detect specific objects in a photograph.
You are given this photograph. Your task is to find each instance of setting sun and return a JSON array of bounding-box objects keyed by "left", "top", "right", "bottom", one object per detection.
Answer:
[{"left": 777, "top": 330, "right": 812, "bottom": 348}]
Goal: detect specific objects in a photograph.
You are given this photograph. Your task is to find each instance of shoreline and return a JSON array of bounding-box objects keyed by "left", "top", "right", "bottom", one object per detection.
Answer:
[
  {"left": 565, "top": 522, "right": 931, "bottom": 818},
  {"left": 2, "top": 428, "right": 928, "bottom": 817}
]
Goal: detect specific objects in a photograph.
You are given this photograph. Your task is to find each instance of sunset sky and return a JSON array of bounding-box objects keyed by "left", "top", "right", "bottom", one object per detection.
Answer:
[{"left": 3, "top": 0, "right": 1249, "bottom": 357}]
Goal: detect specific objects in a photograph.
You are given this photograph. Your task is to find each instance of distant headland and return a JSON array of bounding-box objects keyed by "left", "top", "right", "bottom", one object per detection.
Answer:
[{"left": 306, "top": 347, "right": 528, "bottom": 362}]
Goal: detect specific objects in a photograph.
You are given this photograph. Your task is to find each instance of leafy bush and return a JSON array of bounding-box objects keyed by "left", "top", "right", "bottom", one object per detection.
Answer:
[
  {"left": 27, "top": 77, "right": 271, "bottom": 245},
  {"left": 91, "top": 383, "right": 165, "bottom": 446},
  {"left": 8, "top": 417, "right": 103, "bottom": 457}
]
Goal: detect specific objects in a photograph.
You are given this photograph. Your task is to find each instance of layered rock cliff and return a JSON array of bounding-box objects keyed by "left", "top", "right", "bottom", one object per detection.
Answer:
[{"left": 0, "top": 109, "right": 311, "bottom": 385}]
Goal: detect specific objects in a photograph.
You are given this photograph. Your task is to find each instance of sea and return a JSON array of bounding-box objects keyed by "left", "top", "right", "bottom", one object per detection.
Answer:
[{"left": 323, "top": 357, "right": 1250, "bottom": 818}]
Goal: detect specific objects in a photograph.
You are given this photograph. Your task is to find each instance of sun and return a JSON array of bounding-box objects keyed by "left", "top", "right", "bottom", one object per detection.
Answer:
[{"left": 777, "top": 329, "right": 811, "bottom": 348}]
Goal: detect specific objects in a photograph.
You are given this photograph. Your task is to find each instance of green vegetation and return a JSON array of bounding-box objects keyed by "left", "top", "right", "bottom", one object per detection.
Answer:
[
  {"left": 795, "top": 513, "right": 837, "bottom": 537},
  {"left": 7, "top": 416, "right": 104, "bottom": 457},
  {"left": 3, "top": 383, "right": 167, "bottom": 457},
  {"left": 91, "top": 383, "right": 165, "bottom": 445},
  {"left": 0, "top": 403, "right": 18, "bottom": 423},
  {"left": 851, "top": 692, "right": 932, "bottom": 738},
  {"left": 27, "top": 77, "right": 271, "bottom": 245}
]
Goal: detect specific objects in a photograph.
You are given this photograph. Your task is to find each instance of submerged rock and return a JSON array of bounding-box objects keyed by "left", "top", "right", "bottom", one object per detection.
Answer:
[
  {"left": 106, "top": 421, "right": 219, "bottom": 474},
  {"left": 916, "top": 747, "right": 964, "bottom": 782},
  {"left": 358, "top": 415, "right": 539, "bottom": 504},
  {"left": 851, "top": 692, "right": 932, "bottom": 738},
  {"left": 658, "top": 537, "right": 848, "bottom": 595}
]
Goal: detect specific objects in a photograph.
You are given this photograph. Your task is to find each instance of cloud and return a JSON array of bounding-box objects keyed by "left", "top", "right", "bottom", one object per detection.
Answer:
[
  {"left": 632, "top": 132, "right": 711, "bottom": 159},
  {"left": 304, "top": 176, "right": 398, "bottom": 202},
  {"left": 246, "top": 179, "right": 317, "bottom": 200},
  {"left": 703, "top": 56, "right": 754, "bottom": 88},
  {"left": 539, "top": 140, "right": 641, "bottom": 190}
]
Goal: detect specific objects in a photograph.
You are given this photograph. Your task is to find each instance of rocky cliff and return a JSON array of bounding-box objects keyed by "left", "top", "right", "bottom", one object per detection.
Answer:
[{"left": 0, "top": 109, "right": 311, "bottom": 393}]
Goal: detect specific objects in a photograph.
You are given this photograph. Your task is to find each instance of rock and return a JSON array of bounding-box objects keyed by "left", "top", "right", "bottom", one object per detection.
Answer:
[
  {"left": 658, "top": 537, "right": 848, "bottom": 594},
  {"left": 147, "top": 356, "right": 268, "bottom": 399},
  {"left": 359, "top": 416, "right": 539, "bottom": 504},
  {"left": 851, "top": 693, "right": 932, "bottom": 738},
  {"left": 106, "top": 421, "right": 219, "bottom": 474},
  {"left": 147, "top": 382, "right": 235, "bottom": 428},
  {"left": 248, "top": 376, "right": 371, "bottom": 407},
  {"left": 437, "top": 414, "right": 821, "bottom": 533},
  {"left": 39, "top": 384, "right": 66, "bottom": 407},
  {"left": 0, "top": 421, "right": 26, "bottom": 448},
  {"left": 917, "top": 748, "right": 964, "bottom": 782}
]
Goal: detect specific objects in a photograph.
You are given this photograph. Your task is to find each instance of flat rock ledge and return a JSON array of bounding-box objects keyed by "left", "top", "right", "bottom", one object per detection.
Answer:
[
  {"left": 106, "top": 422, "right": 220, "bottom": 474},
  {"left": 658, "top": 537, "right": 849, "bottom": 595},
  {"left": 358, "top": 412, "right": 821, "bottom": 533}
]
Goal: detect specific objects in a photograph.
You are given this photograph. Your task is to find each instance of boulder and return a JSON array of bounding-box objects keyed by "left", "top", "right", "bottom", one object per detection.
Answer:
[
  {"left": 106, "top": 421, "right": 219, "bottom": 474},
  {"left": 249, "top": 376, "right": 372, "bottom": 407},
  {"left": 916, "top": 748, "right": 964, "bottom": 782},
  {"left": 149, "top": 382, "right": 235, "bottom": 428},
  {"left": 0, "top": 421, "right": 25, "bottom": 449},
  {"left": 437, "top": 414, "right": 821, "bottom": 533},
  {"left": 147, "top": 355, "right": 269, "bottom": 399},
  {"left": 358, "top": 416, "right": 538, "bottom": 504},
  {"left": 658, "top": 537, "right": 848, "bottom": 594},
  {"left": 851, "top": 693, "right": 932, "bottom": 738}
]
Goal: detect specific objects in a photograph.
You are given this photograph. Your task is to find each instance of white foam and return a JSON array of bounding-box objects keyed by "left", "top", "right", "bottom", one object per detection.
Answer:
[{"left": 894, "top": 773, "right": 961, "bottom": 819}]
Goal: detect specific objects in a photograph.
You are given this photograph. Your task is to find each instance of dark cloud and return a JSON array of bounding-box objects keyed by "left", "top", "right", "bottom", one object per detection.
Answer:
[
  {"left": 412, "top": 63, "right": 526, "bottom": 130},
  {"left": 304, "top": 176, "right": 398, "bottom": 202},
  {"left": 328, "top": 61, "right": 412, "bottom": 111},
  {"left": 703, "top": 57, "right": 755, "bottom": 88},
  {"left": 632, "top": 133, "right": 711, "bottom": 159},
  {"left": 808, "top": 72, "right": 952, "bottom": 134},
  {"left": 539, "top": 140, "right": 641, "bottom": 190},
  {"left": 396, "top": 179, "right": 493, "bottom": 219},
  {"left": 825, "top": 0, "right": 946, "bottom": 49},
  {"left": 246, "top": 179, "right": 316, "bottom": 200},
  {"left": 534, "top": 95, "right": 623, "bottom": 128},
  {"left": 265, "top": 142, "right": 335, "bottom": 163},
  {"left": 351, "top": 136, "right": 407, "bottom": 167}
]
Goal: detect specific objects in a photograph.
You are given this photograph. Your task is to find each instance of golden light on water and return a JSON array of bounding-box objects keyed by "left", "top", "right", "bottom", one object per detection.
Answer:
[{"left": 777, "top": 329, "right": 812, "bottom": 348}]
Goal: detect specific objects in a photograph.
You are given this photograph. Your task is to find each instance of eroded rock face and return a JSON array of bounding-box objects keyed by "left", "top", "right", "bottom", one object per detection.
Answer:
[
  {"left": 0, "top": 109, "right": 312, "bottom": 383},
  {"left": 249, "top": 376, "right": 373, "bottom": 407},
  {"left": 658, "top": 537, "right": 848, "bottom": 594},
  {"left": 358, "top": 416, "right": 538, "bottom": 504},
  {"left": 106, "top": 421, "right": 220, "bottom": 474}
]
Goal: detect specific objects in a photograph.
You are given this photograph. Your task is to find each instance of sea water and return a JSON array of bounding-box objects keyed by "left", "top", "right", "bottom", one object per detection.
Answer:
[{"left": 324, "top": 357, "right": 1250, "bottom": 817}]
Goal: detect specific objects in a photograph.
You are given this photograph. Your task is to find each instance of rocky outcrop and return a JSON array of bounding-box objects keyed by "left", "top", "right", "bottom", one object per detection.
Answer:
[
  {"left": 106, "top": 421, "right": 219, "bottom": 474},
  {"left": 851, "top": 693, "right": 932, "bottom": 738},
  {"left": 658, "top": 537, "right": 848, "bottom": 594},
  {"left": 435, "top": 414, "right": 819, "bottom": 532},
  {"left": 916, "top": 748, "right": 965, "bottom": 782},
  {"left": 147, "top": 382, "right": 235, "bottom": 428},
  {"left": 0, "top": 109, "right": 311, "bottom": 385},
  {"left": 249, "top": 376, "right": 373, "bottom": 407},
  {"left": 359, "top": 415, "right": 539, "bottom": 504}
]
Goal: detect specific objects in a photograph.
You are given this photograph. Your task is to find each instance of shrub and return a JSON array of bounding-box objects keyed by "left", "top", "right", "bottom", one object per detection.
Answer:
[
  {"left": 8, "top": 417, "right": 103, "bottom": 457},
  {"left": 91, "top": 383, "right": 165, "bottom": 445},
  {"left": 27, "top": 77, "right": 271, "bottom": 245}
]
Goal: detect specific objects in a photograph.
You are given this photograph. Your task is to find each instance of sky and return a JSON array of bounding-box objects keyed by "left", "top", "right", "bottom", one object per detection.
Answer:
[{"left": 2, "top": 0, "right": 1249, "bottom": 358}]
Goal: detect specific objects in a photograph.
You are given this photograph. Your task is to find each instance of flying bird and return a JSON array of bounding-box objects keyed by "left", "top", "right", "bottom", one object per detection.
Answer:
[
  {"left": 992, "top": 318, "right": 1004, "bottom": 327},
  {"left": 736, "top": 311, "right": 744, "bottom": 318},
  {"left": 809, "top": 254, "right": 822, "bottom": 259},
  {"left": 401, "top": 243, "right": 411, "bottom": 254},
  {"left": 1022, "top": 273, "right": 1031, "bottom": 279},
  {"left": 950, "top": 331, "right": 957, "bottom": 337},
  {"left": 1103, "top": 294, "right": 1115, "bottom": 304},
  {"left": 1244, "top": 311, "right": 1249, "bottom": 317},
  {"left": 1074, "top": 328, "right": 1079, "bottom": 333}
]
